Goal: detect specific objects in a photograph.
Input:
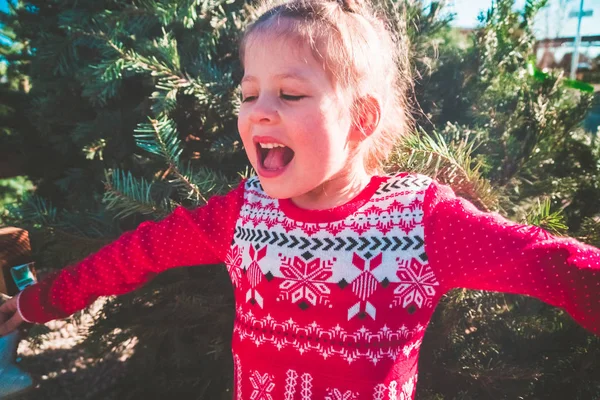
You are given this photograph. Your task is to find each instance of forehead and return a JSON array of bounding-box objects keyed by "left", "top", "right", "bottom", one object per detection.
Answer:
[{"left": 242, "top": 34, "right": 327, "bottom": 81}]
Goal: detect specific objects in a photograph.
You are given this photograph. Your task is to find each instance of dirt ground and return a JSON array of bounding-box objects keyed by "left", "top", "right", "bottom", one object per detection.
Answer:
[{"left": 13, "top": 299, "right": 136, "bottom": 400}]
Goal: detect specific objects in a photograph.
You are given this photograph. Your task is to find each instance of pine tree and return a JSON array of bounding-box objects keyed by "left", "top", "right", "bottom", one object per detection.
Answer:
[
  {"left": 3, "top": 0, "right": 251, "bottom": 398},
  {"left": 0, "top": 0, "right": 34, "bottom": 212},
  {"left": 394, "top": 1, "right": 600, "bottom": 398},
  {"left": 1, "top": 0, "right": 599, "bottom": 399}
]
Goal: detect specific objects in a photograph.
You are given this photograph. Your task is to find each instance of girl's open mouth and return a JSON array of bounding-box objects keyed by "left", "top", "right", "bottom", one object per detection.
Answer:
[{"left": 257, "top": 142, "right": 295, "bottom": 172}]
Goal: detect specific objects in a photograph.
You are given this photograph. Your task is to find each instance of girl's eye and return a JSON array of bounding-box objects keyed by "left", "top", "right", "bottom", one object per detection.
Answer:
[
  {"left": 281, "top": 94, "right": 305, "bottom": 101},
  {"left": 241, "top": 94, "right": 305, "bottom": 102}
]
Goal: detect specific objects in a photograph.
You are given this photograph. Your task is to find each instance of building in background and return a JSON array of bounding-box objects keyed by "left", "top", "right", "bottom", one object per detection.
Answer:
[
  {"left": 450, "top": 0, "right": 600, "bottom": 81},
  {"left": 533, "top": 0, "right": 600, "bottom": 76}
]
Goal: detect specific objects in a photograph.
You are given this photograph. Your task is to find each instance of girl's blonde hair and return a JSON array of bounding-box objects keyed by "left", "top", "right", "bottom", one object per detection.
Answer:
[{"left": 239, "top": 0, "right": 413, "bottom": 174}]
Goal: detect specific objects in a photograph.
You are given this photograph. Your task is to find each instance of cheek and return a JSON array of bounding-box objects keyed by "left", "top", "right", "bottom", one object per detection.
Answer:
[
  {"left": 237, "top": 109, "right": 248, "bottom": 137},
  {"left": 294, "top": 120, "right": 331, "bottom": 154},
  {"left": 296, "top": 129, "right": 343, "bottom": 167},
  {"left": 237, "top": 112, "right": 256, "bottom": 163},
  {"left": 238, "top": 109, "right": 253, "bottom": 140},
  {"left": 298, "top": 111, "right": 346, "bottom": 152}
]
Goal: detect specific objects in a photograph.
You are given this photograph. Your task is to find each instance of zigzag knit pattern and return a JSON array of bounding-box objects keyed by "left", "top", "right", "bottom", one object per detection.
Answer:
[
  {"left": 229, "top": 173, "right": 434, "bottom": 399},
  {"left": 16, "top": 172, "right": 600, "bottom": 399}
]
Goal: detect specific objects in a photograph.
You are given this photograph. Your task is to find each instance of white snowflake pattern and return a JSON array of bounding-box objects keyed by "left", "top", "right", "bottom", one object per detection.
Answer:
[
  {"left": 249, "top": 370, "right": 276, "bottom": 400},
  {"left": 373, "top": 384, "right": 386, "bottom": 400},
  {"left": 388, "top": 381, "right": 398, "bottom": 400},
  {"left": 226, "top": 245, "right": 244, "bottom": 289},
  {"left": 235, "top": 363, "right": 417, "bottom": 400},
  {"left": 234, "top": 307, "right": 424, "bottom": 364},
  {"left": 325, "top": 388, "right": 358, "bottom": 400},
  {"left": 278, "top": 255, "right": 334, "bottom": 308},
  {"left": 400, "top": 376, "right": 416, "bottom": 400},
  {"left": 234, "top": 354, "right": 242, "bottom": 400},
  {"left": 284, "top": 370, "right": 298, "bottom": 400},
  {"left": 300, "top": 373, "right": 313, "bottom": 400},
  {"left": 392, "top": 257, "right": 439, "bottom": 309}
]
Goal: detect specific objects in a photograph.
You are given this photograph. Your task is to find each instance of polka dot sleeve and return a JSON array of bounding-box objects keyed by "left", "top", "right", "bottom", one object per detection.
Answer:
[
  {"left": 423, "top": 180, "right": 600, "bottom": 335},
  {"left": 17, "top": 181, "right": 246, "bottom": 324}
]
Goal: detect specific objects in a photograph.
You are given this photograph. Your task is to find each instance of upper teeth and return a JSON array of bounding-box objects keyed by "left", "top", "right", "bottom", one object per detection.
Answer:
[{"left": 259, "top": 143, "right": 286, "bottom": 149}]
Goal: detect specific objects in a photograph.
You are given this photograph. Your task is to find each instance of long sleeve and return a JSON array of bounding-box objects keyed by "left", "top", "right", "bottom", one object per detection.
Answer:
[
  {"left": 17, "top": 182, "right": 246, "bottom": 324},
  {"left": 423, "top": 180, "right": 600, "bottom": 335}
]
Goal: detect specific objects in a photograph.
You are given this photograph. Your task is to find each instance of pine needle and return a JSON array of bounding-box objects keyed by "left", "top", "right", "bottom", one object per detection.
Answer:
[
  {"left": 388, "top": 125, "right": 499, "bottom": 212},
  {"left": 103, "top": 169, "right": 171, "bottom": 220}
]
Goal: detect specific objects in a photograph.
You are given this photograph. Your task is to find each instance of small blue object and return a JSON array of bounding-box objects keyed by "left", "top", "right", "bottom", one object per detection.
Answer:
[
  {"left": 0, "top": 332, "right": 33, "bottom": 398},
  {"left": 10, "top": 264, "right": 36, "bottom": 292}
]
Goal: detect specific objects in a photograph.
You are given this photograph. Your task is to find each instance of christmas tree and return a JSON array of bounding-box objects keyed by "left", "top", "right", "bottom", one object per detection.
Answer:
[
  {"left": 0, "top": 0, "right": 34, "bottom": 210},
  {"left": 1, "top": 0, "right": 598, "bottom": 399}
]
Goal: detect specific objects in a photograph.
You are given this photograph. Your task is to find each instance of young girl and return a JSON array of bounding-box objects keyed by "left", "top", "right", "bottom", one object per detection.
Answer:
[{"left": 1, "top": 0, "right": 599, "bottom": 398}]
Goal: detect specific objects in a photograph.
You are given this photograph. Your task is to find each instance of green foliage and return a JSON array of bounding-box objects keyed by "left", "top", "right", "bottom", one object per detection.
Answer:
[
  {"left": 526, "top": 197, "right": 568, "bottom": 235},
  {"left": 3, "top": 1, "right": 249, "bottom": 399},
  {"left": 389, "top": 124, "right": 499, "bottom": 212},
  {"left": 0, "top": 177, "right": 34, "bottom": 224},
  {"left": 403, "top": 1, "right": 600, "bottom": 398},
  {"left": 103, "top": 169, "right": 173, "bottom": 220},
  {"left": 2, "top": 0, "right": 600, "bottom": 399},
  {"left": 578, "top": 217, "right": 600, "bottom": 248}
]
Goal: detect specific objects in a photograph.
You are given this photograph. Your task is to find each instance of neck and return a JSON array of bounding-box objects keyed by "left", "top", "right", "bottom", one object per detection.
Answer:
[{"left": 289, "top": 166, "right": 373, "bottom": 211}]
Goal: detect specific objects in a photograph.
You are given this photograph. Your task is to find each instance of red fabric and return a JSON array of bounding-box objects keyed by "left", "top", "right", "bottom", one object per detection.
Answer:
[
  {"left": 15, "top": 173, "right": 600, "bottom": 400},
  {"left": 278, "top": 175, "right": 389, "bottom": 223},
  {"left": 18, "top": 182, "right": 246, "bottom": 323},
  {"left": 424, "top": 181, "right": 600, "bottom": 335}
]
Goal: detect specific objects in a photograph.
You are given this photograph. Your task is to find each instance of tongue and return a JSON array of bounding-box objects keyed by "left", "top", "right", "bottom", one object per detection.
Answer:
[{"left": 263, "top": 147, "right": 291, "bottom": 170}]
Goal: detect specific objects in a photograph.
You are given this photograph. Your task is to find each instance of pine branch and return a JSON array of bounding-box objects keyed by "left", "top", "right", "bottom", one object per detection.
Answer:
[
  {"left": 82, "top": 139, "right": 106, "bottom": 160},
  {"left": 4, "top": 195, "right": 58, "bottom": 227},
  {"left": 162, "top": 162, "right": 240, "bottom": 205},
  {"left": 3, "top": 195, "right": 118, "bottom": 276},
  {"left": 76, "top": 31, "right": 183, "bottom": 107},
  {"left": 208, "top": 133, "right": 243, "bottom": 160},
  {"left": 100, "top": 34, "right": 180, "bottom": 79},
  {"left": 134, "top": 116, "right": 240, "bottom": 204},
  {"left": 80, "top": 57, "right": 126, "bottom": 106},
  {"left": 134, "top": 117, "right": 183, "bottom": 166},
  {"left": 525, "top": 198, "right": 568, "bottom": 236},
  {"left": 103, "top": 169, "right": 172, "bottom": 220},
  {"left": 134, "top": 0, "right": 204, "bottom": 28},
  {"left": 577, "top": 217, "right": 600, "bottom": 247},
  {"left": 35, "top": 31, "right": 80, "bottom": 77},
  {"left": 134, "top": 117, "right": 211, "bottom": 204},
  {"left": 83, "top": 31, "right": 236, "bottom": 116},
  {"left": 388, "top": 124, "right": 499, "bottom": 212},
  {"left": 165, "top": 163, "right": 208, "bottom": 204},
  {"left": 180, "top": 164, "right": 238, "bottom": 197}
]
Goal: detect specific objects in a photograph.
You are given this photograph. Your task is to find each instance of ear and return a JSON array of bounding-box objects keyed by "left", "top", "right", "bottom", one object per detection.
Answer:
[{"left": 350, "top": 95, "right": 381, "bottom": 141}]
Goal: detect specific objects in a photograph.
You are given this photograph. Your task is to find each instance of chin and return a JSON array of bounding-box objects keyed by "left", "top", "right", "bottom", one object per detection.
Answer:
[{"left": 258, "top": 180, "right": 296, "bottom": 199}]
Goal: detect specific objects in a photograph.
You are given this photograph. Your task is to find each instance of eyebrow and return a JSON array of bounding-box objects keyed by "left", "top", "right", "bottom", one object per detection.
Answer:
[{"left": 241, "top": 73, "right": 311, "bottom": 85}]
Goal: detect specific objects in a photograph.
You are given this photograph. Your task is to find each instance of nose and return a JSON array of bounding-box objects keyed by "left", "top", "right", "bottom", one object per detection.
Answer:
[{"left": 248, "top": 95, "right": 279, "bottom": 125}]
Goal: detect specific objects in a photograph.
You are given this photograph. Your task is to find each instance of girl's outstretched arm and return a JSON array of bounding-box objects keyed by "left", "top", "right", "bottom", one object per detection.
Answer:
[
  {"left": 423, "top": 180, "right": 600, "bottom": 335},
  {"left": 16, "top": 181, "right": 245, "bottom": 325}
]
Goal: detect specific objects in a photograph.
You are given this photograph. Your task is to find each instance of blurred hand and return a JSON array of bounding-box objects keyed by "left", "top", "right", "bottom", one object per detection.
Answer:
[{"left": 0, "top": 296, "right": 24, "bottom": 336}]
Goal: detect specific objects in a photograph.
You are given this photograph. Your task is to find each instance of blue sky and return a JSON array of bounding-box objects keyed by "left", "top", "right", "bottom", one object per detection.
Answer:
[
  {"left": 452, "top": 0, "right": 600, "bottom": 36},
  {"left": 449, "top": 0, "right": 600, "bottom": 60},
  {"left": 450, "top": 0, "right": 526, "bottom": 27}
]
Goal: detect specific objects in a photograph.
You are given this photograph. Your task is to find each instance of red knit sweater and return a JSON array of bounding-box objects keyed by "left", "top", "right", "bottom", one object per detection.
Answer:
[{"left": 17, "top": 173, "right": 600, "bottom": 400}]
